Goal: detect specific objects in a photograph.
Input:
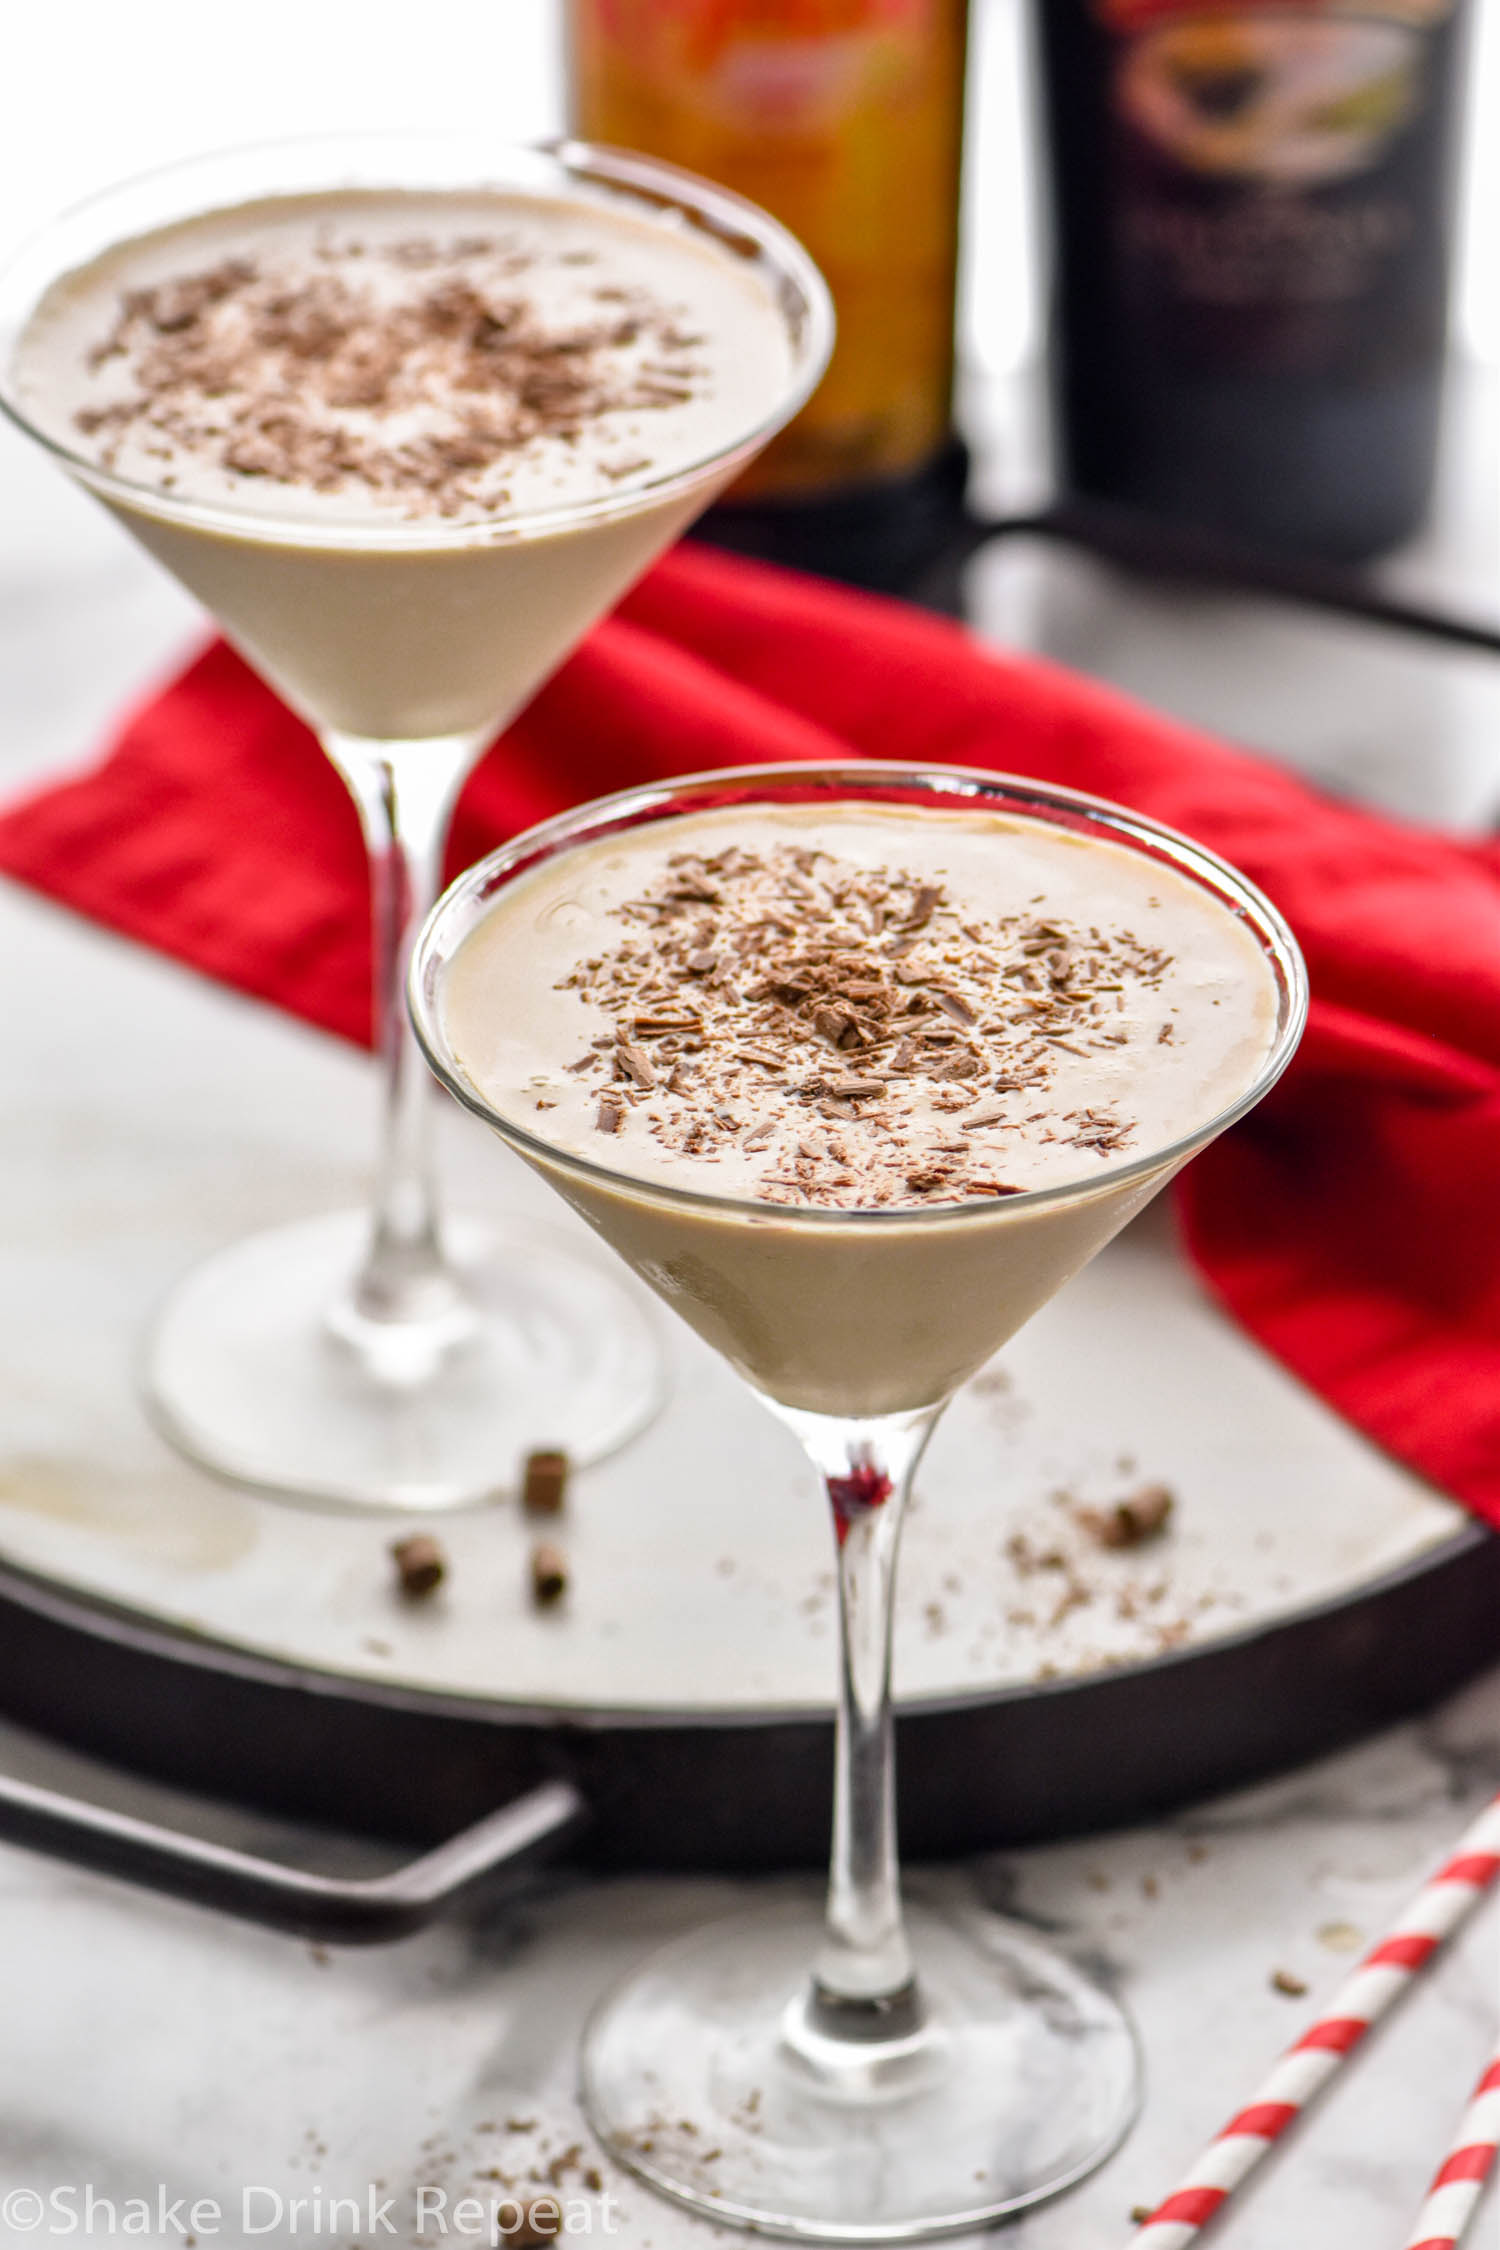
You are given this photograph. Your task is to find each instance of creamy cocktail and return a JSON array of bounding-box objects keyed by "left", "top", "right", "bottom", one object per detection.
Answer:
[
  {"left": 442, "top": 798, "right": 1278, "bottom": 1414},
  {"left": 11, "top": 183, "right": 797, "bottom": 742},
  {"left": 0, "top": 138, "right": 831, "bottom": 1509},
  {"left": 412, "top": 763, "right": 1307, "bottom": 2240}
]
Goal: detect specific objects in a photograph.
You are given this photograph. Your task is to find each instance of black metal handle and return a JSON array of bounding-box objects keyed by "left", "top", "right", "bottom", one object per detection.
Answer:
[
  {"left": 973, "top": 498, "right": 1500, "bottom": 660},
  {"left": 0, "top": 1768, "right": 587, "bottom": 1944}
]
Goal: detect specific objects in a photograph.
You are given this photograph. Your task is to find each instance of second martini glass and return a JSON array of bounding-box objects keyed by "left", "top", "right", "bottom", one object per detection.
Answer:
[
  {"left": 0, "top": 135, "right": 831, "bottom": 1509},
  {"left": 412, "top": 762, "right": 1308, "bottom": 2240}
]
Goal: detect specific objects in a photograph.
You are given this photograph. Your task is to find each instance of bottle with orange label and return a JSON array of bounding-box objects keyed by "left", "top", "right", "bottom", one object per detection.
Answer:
[
  {"left": 1033, "top": 0, "right": 1471, "bottom": 561},
  {"left": 567, "top": 0, "right": 970, "bottom": 589}
]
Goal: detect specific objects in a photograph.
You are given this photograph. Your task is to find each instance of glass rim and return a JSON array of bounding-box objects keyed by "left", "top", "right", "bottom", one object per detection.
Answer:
[
  {"left": 409, "top": 759, "right": 1310, "bottom": 1233},
  {"left": 0, "top": 129, "right": 834, "bottom": 553}
]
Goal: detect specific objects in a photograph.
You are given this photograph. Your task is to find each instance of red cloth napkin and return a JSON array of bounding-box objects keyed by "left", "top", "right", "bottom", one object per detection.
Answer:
[{"left": 2, "top": 542, "right": 1497, "bottom": 1525}]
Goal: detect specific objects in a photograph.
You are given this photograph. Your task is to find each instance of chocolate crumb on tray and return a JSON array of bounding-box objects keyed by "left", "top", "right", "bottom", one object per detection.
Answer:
[
  {"left": 510, "top": 2199, "right": 564, "bottom": 2244},
  {"left": 1076, "top": 1482, "right": 1175, "bottom": 1550}
]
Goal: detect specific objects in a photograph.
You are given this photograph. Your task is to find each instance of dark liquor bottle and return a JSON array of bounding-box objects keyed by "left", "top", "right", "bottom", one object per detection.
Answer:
[
  {"left": 568, "top": 0, "right": 970, "bottom": 592},
  {"left": 1032, "top": 0, "right": 1471, "bottom": 562}
]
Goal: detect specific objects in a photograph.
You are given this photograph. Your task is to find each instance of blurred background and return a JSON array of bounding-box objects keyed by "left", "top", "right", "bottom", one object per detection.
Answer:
[
  {"left": 5, "top": 1, "right": 1498, "bottom": 413},
  {"left": 8, "top": 2, "right": 1500, "bottom": 452}
]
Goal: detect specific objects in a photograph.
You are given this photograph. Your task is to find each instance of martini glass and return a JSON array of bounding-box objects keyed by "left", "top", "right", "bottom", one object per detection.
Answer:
[
  {"left": 411, "top": 761, "right": 1308, "bottom": 2240},
  {"left": 0, "top": 136, "right": 832, "bottom": 1510}
]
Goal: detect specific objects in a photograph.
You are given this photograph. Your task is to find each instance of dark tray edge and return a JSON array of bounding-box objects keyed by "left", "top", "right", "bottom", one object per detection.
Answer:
[{"left": 0, "top": 1511, "right": 1495, "bottom": 1870}]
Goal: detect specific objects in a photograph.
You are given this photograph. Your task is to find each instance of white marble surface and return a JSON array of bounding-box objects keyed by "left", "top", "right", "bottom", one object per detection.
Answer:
[
  {"left": 0, "top": 1689, "right": 1495, "bottom": 2250},
  {"left": 4, "top": 128, "right": 1500, "bottom": 2250}
]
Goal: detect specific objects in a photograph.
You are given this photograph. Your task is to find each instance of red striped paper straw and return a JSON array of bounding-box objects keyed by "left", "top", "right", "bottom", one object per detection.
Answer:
[
  {"left": 1402, "top": 2044, "right": 1500, "bottom": 2250},
  {"left": 1129, "top": 1790, "right": 1500, "bottom": 2248}
]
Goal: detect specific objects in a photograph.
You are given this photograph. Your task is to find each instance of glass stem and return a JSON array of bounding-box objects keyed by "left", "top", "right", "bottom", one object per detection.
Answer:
[
  {"left": 321, "top": 727, "right": 484, "bottom": 1333},
  {"left": 780, "top": 1404, "right": 939, "bottom": 2036}
]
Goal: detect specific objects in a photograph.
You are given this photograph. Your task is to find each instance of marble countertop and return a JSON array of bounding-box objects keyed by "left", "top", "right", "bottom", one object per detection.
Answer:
[
  {"left": 0, "top": 1674, "right": 1495, "bottom": 2250},
  {"left": 3, "top": 310, "right": 1500, "bottom": 2250}
]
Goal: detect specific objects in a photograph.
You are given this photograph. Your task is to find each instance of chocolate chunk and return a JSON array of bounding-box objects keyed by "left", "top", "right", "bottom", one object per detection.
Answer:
[
  {"left": 615, "top": 1038, "right": 656, "bottom": 1089},
  {"left": 510, "top": 2200, "right": 564, "bottom": 2244},
  {"left": 933, "top": 988, "right": 977, "bottom": 1027},
  {"left": 530, "top": 1543, "right": 568, "bottom": 1606},
  {"left": 812, "top": 1004, "right": 855, "bottom": 1047},
  {"left": 390, "top": 1534, "right": 446, "bottom": 1598},
  {"left": 521, "top": 1447, "right": 569, "bottom": 1517},
  {"left": 1077, "top": 1484, "right": 1175, "bottom": 1550}
]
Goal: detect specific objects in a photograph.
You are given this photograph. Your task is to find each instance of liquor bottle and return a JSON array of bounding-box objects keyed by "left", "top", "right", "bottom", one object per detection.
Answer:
[
  {"left": 1032, "top": 0, "right": 1471, "bottom": 562},
  {"left": 567, "top": 0, "right": 970, "bottom": 591}
]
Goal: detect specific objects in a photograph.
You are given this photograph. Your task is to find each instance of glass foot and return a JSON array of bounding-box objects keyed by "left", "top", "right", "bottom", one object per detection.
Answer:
[
  {"left": 581, "top": 1896, "right": 1140, "bottom": 2243},
  {"left": 143, "top": 1208, "right": 665, "bottom": 1511}
]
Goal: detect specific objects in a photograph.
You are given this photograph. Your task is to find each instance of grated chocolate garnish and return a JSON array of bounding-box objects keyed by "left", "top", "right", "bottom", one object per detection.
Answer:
[
  {"left": 70, "top": 231, "right": 711, "bottom": 517},
  {"left": 559, "top": 842, "right": 1173, "bottom": 1210}
]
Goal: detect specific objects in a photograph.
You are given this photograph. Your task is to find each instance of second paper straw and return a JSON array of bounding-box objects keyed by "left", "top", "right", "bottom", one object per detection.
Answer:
[{"left": 1129, "top": 1790, "right": 1500, "bottom": 2248}]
